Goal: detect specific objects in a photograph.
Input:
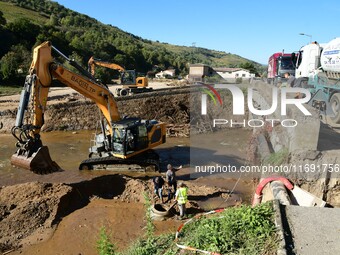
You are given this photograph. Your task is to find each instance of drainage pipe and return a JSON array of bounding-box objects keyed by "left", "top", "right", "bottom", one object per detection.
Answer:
[{"left": 252, "top": 176, "right": 294, "bottom": 206}]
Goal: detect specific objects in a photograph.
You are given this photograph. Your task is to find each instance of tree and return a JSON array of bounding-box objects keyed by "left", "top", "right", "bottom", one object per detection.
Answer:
[
  {"left": 0, "top": 45, "right": 31, "bottom": 80},
  {"left": 5, "top": 18, "right": 40, "bottom": 46},
  {"left": 0, "top": 10, "right": 6, "bottom": 26},
  {"left": 239, "top": 62, "right": 259, "bottom": 75},
  {"left": 47, "top": 13, "right": 59, "bottom": 26}
]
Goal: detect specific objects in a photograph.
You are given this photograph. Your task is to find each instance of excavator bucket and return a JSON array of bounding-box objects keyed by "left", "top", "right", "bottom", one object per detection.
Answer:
[{"left": 10, "top": 146, "right": 61, "bottom": 174}]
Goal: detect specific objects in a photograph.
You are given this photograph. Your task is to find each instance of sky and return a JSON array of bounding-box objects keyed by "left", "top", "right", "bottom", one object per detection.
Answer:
[{"left": 54, "top": 0, "right": 340, "bottom": 65}]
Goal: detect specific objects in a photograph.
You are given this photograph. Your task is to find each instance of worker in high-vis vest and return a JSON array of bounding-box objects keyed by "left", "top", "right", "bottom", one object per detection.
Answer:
[{"left": 175, "top": 182, "right": 188, "bottom": 219}]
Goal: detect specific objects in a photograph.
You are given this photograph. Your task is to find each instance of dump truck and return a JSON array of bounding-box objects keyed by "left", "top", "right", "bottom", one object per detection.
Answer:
[{"left": 11, "top": 41, "right": 166, "bottom": 174}]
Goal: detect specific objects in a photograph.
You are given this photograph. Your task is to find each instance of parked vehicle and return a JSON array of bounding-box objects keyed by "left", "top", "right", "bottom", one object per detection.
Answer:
[
  {"left": 295, "top": 38, "right": 340, "bottom": 123},
  {"left": 267, "top": 52, "right": 297, "bottom": 85}
]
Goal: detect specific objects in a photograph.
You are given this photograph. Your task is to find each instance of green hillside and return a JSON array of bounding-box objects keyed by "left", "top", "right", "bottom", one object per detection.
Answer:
[
  {"left": 0, "top": 1, "right": 48, "bottom": 24},
  {"left": 0, "top": 0, "right": 265, "bottom": 84}
]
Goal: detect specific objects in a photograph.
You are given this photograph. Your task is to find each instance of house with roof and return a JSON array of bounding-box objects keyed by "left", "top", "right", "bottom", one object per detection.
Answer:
[{"left": 213, "top": 67, "right": 255, "bottom": 82}]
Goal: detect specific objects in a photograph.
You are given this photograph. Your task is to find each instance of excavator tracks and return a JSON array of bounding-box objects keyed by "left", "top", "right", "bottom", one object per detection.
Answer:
[
  {"left": 79, "top": 150, "right": 160, "bottom": 172},
  {"left": 113, "top": 85, "right": 197, "bottom": 100}
]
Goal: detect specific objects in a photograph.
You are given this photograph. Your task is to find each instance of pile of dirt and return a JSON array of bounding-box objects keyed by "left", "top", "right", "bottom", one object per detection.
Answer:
[
  {"left": 0, "top": 93, "right": 190, "bottom": 136},
  {"left": 116, "top": 178, "right": 149, "bottom": 203},
  {"left": 0, "top": 182, "right": 72, "bottom": 252}
]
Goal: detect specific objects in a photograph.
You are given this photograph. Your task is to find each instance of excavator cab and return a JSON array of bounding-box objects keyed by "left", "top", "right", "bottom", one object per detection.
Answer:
[
  {"left": 121, "top": 70, "right": 136, "bottom": 85},
  {"left": 84, "top": 118, "right": 166, "bottom": 171}
]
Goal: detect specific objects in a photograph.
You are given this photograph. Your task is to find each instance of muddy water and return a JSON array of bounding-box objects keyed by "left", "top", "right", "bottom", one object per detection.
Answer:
[
  {"left": 0, "top": 129, "right": 255, "bottom": 202},
  {"left": 0, "top": 131, "right": 94, "bottom": 186},
  {"left": 0, "top": 131, "right": 190, "bottom": 186}
]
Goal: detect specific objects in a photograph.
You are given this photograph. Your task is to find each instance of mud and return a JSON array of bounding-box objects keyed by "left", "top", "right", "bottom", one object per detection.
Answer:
[
  {"left": 0, "top": 127, "right": 254, "bottom": 255},
  {"left": 0, "top": 174, "right": 250, "bottom": 254},
  {"left": 0, "top": 84, "right": 255, "bottom": 254}
]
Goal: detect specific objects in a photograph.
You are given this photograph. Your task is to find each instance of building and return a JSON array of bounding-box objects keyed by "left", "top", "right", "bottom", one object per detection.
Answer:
[
  {"left": 155, "top": 69, "right": 176, "bottom": 79},
  {"left": 213, "top": 67, "right": 255, "bottom": 82},
  {"left": 188, "top": 64, "right": 213, "bottom": 82}
]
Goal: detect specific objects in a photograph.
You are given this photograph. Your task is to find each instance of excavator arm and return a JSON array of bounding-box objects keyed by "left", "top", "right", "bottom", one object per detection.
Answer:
[
  {"left": 88, "top": 56, "right": 125, "bottom": 76},
  {"left": 11, "top": 41, "right": 121, "bottom": 174}
]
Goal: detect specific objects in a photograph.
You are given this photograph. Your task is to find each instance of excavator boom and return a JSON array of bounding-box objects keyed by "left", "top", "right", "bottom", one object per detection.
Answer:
[
  {"left": 88, "top": 56, "right": 125, "bottom": 76},
  {"left": 88, "top": 56, "right": 150, "bottom": 96}
]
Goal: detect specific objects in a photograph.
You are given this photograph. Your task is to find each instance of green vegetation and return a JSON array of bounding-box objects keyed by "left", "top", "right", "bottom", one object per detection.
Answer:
[
  {"left": 121, "top": 234, "right": 178, "bottom": 255},
  {"left": 0, "top": 1, "right": 48, "bottom": 24},
  {"left": 264, "top": 148, "right": 289, "bottom": 165},
  {"left": 143, "top": 192, "right": 155, "bottom": 238},
  {"left": 179, "top": 202, "right": 278, "bottom": 254},
  {"left": 0, "top": 84, "right": 22, "bottom": 95},
  {"left": 97, "top": 227, "right": 116, "bottom": 255},
  {"left": 0, "top": 0, "right": 264, "bottom": 86},
  {"left": 97, "top": 202, "right": 278, "bottom": 255}
]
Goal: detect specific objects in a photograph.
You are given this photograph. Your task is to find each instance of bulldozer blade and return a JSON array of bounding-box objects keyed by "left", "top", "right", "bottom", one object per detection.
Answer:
[{"left": 11, "top": 146, "right": 62, "bottom": 174}]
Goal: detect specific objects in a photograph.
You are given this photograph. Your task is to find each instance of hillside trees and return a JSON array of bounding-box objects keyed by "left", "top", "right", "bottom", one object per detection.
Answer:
[
  {"left": 0, "top": 10, "right": 6, "bottom": 25},
  {"left": 0, "top": 0, "right": 263, "bottom": 84},
  {"left": 0, "top": 44, "right": 30, "bottom": 80}
]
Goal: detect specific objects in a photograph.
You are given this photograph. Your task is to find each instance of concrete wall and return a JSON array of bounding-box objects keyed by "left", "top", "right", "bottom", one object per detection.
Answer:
[{"left": 250, "top": 81, "right": 320, "bottom": 153}]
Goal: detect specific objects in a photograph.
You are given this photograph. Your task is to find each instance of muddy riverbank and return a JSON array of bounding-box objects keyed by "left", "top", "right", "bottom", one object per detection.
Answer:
[{"left": 0, "top": 128, "right": 255, "bottom": 254}]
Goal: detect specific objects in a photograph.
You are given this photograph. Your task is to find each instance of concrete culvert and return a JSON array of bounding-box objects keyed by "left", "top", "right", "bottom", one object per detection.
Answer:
[{"left": 150, "top": 203, "right": 172, "bottom": 221}]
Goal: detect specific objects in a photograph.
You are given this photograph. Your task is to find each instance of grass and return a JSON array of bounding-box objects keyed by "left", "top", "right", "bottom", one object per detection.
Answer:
[
  {"left": 97, "top": 202, "right": 278, "bottom": 255},
  {"left": 264, "top": 148, "right": 289, "bottom": 165},
  {"left": 0, "top": 2, "right": 48, "bottom": 25},
  {"left": 179, "top": 202, "right": 278, "bottom": 255},
  {"left": 97, "top": 227, "right": 116, "bottom": 255},
  {"left": 0, "top": 85, "right": 22, "bottom": 96}
]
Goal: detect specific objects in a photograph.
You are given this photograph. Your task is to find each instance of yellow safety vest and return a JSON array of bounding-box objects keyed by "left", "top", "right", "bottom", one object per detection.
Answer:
[{"left": 177, "top": 187, "right": 188, "bottom": 204}]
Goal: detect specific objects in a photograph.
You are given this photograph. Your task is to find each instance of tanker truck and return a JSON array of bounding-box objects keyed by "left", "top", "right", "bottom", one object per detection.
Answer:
[{"left": 294, "top": 38, "right": 340, "bottom": 123}]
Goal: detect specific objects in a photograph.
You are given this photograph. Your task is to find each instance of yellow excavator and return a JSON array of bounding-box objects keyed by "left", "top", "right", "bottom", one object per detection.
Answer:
[
  {"left": 10, "top": 41, "right": 166, "bottom": 174},
  {"left": 88, "top": 56, "right": 152, "bottom": 96}
]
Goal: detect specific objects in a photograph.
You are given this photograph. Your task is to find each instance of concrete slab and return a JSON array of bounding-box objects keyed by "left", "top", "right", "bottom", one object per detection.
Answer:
[{"left": 283, "top": 205, "right": 340, "bottom": 255}]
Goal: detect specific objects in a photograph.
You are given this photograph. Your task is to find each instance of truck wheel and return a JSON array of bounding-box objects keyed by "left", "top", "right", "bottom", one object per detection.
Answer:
[
  {"left": 120, "top": 89, "right": 129, "bottom": 97},
  {"left": 330, "top": 93, "right": 340, "bottom": 124}
]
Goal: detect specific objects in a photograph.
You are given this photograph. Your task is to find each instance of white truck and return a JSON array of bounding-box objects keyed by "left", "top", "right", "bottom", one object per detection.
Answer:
[{"left": 294, "top": 38, "right": 340, "bottom": 123}]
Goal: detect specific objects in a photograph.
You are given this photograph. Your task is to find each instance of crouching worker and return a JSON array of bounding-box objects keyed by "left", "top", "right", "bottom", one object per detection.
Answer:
[
  {"left": 153, "top": 176, "right": 165, "bottom": 203},
  {"left": 175, "top": 182, "right": 188, "bottom": 219}
]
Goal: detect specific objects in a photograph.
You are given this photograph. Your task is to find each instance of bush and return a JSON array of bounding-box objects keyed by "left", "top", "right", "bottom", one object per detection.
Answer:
[
  {"left": 179, "top": 202, "right": 278, "bottom": 254},
  {"left": 97, "top": 227, "right": 116, "bottom": 255}
]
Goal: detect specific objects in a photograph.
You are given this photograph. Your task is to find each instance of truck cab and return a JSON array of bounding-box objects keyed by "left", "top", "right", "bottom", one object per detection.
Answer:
[
  {"left": 295, "top": 42, "right": 323, "bottom": 79},
  {"left": 267, "top": 52, "right": 297, "bottom": 85}
]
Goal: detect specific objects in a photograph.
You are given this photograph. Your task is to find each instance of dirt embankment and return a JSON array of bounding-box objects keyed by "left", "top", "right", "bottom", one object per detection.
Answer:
[
  {"left": 0, "top": 174, "right": 233, "bottom": 254},
  {"left": 0, "top": 92, "right": 190, "bottom": 137}
]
